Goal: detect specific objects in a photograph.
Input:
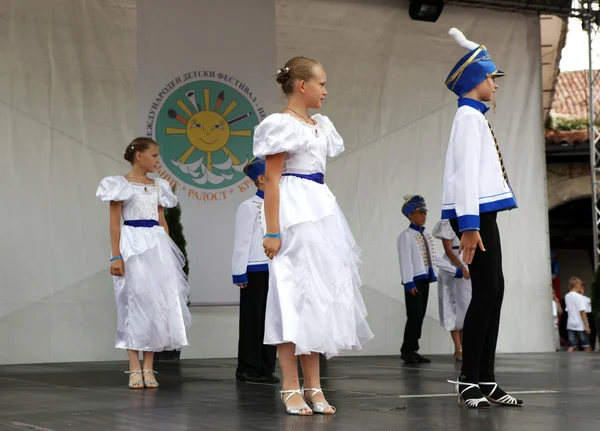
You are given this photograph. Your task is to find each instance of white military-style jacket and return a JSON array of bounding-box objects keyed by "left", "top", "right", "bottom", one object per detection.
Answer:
[
  {"left": 231, "top": 190, "right": 269, "bottom": 284},
  {"left": 441, "top": 98, "right": 517, "bottom": 232},
  {"left": 397, "top": 224, "right": 461, "bottom": 291}
]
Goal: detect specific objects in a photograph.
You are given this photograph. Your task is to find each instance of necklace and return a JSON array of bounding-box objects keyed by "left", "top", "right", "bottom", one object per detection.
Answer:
[
  {"left": 126, "top": 176, "right": 153, "bottom": 193},
  {"left": 285, "top": 107, "right": 318, "bottom": 136}
]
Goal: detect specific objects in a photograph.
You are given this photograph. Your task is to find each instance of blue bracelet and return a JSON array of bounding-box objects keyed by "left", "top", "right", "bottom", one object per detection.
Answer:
[
  {"left": 264, "top": 233, "right": 281, "bottom": 239},
  {"left": 110, "top": 255, "right": 123, "bottom": 262}
]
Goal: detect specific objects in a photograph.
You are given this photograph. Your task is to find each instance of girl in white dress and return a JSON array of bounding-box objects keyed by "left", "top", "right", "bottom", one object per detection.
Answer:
[
  {"left": 96, "top": 138, "right": 191, "bottom": 389},
  {"left": 255, "top": 57, "right": 373, "bottom": 416},
  {"left": 432, "top": 219, "right": 472, "bottom": 361}
]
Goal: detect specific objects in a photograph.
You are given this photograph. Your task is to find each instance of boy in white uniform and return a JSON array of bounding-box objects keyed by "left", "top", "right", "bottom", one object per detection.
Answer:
[
  {"left": 397, "top": 195, "right": 461, "bottom": 364},
  {"left": 232, "top": 157, "right": 278, "bottom": 383},
  {"left": 442, "top": 28, "right": 521, "bottom": 408}
]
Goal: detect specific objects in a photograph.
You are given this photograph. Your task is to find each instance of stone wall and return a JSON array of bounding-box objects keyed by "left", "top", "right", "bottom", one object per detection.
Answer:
[{"left": 547, "top": 162, "right": 592, "bottom": 209}]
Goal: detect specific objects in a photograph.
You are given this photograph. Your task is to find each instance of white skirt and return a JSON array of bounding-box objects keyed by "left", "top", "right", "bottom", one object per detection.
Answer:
[
  {"left": 263, "top": 186, "right": 373, "bottom": 358},
  {"left": 437, "top": 269, "right": 471, "bottom": 331},
  {"left": 113, "top": 225, "right": 191, "bottom": 352}
]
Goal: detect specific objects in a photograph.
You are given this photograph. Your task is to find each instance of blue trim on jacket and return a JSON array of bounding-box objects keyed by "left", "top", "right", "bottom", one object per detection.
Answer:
[
  {"left": 458, "top": 97, "right": 490, "bottom": 114},
  {"left": 409, "top": 223, "right": 425, "bottom": 232},
  {"left": 232, "top": 263, "right": 269, "bottom": 284},
  {"left": 441, "top": 196, "right": 517, "bottom": 231}
]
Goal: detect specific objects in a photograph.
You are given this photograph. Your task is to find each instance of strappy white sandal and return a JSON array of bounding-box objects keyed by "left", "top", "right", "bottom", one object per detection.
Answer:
[
  {"left": 142, "top": 369, "right": 159, "bottom": 388},
  {"left": 125, "top": 370, "right": 144, "bottom": 389},
  {"left": 303, "top": 387, "right": 336, "bottom": 414},
  {"left": 479, "top": 382, "right": 523, "bottom": 406},
  {"left": 280, "top": 389, "right": 312, "bottom": 415},
  {"left": 447, "top": 379, "right": 490, "bottom": 409}
]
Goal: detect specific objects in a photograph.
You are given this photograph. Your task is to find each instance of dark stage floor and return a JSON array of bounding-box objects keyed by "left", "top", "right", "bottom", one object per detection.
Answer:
[{"left": 0, "top": 353, "right": 599, "bottom": 430}]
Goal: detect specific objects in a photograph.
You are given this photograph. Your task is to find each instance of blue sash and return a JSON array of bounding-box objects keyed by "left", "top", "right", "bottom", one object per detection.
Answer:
[
  {"left": 124, "top": 219, "right": 159, "bottom": 228},
  {"left": 282, "top": 173, "right": 324, "bottom": 184}
]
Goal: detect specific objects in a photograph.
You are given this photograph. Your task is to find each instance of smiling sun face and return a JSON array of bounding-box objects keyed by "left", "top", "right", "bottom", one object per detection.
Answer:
[
  {"left": 187, "top": 111, "right": 231, "bottom": 152},
  {"left": 165, "top": 88, "right": 252, "bottom": 172}
]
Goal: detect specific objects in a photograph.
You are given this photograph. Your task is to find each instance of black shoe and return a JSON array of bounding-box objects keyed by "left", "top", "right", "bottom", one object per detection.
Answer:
[
  {"left": 448, "top": 375, "right": 491, "bottom": 409},
  {"left": 413, "top": 353, "right": 431, "bottom": 363},
  {"left": 263, "top": 374, "right": 280, "bottom": 383},
  {"left": 401, "top": 353, "right": 418, "bottom": 364},
  {"left": 236, "top": 372, "right": 266, "bottom": 383},
  {"left": 479, "top": 382, "right": 523, "bottom": 406}
]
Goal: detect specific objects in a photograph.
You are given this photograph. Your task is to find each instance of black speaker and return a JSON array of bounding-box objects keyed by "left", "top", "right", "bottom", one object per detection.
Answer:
[{"left": 409, "top": 0, "right": 445, "bottom": 23}]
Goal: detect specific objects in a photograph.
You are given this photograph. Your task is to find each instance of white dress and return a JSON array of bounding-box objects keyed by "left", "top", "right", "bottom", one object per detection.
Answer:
[
  {"left": 253, "top": 113, "right": 374, "bottom": 358},
  {"left": 432, "top": 220, "right": 472, "bottom": 331},
  {"left": 96, "top": 176, "right": 191, "bottom": 352}
]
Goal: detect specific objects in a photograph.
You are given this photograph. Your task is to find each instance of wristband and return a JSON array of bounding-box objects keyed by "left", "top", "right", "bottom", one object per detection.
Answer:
[
  {"left": 264, "top": 233, "right": 281, "bottom": 239},
  {"left": 110, "top": 255, "right": 123, "bottom": 262}
]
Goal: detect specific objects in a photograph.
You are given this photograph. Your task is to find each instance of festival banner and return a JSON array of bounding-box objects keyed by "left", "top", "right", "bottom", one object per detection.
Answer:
[{"left": 138, "top": 0, "right": 277, "bottom": 304}]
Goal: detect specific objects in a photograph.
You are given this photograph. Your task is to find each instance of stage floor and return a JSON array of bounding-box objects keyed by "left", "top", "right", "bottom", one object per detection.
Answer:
[{"left": 0, "top": 353, "right": 599, "bottom": 430}]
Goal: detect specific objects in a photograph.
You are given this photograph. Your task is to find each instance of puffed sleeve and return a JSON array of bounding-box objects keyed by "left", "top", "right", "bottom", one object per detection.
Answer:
[
  {"left": 432, "top": 219, "right": 456, "bottom": 241},
  {"left": 253, "top": 114, "right": 302, "bottom": 157},
  {"left": 314, "top": 114, "right": 344, "bottom": 157},
  {"left": 96, "top": 176, "right": 134, "bottom": 202},
  {"left": 156, "top": 179, "right": 178, "bottom": 208}
]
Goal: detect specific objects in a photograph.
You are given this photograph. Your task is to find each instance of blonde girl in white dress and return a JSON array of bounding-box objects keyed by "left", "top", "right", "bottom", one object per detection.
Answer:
[
  {"left": 255, "top": 57, "right": 373, "bottom": 416},
  {"left": 96, "top": 138, "right": 191, "bottom": 389}
]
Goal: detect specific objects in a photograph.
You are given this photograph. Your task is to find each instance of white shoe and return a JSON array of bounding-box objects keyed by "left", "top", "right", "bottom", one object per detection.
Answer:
[
  {"left": 303, "top": 387, "right": 336, "bottom": 415},
  {"left": 280, "top": 389, "right": 312, "bottom": 415}
]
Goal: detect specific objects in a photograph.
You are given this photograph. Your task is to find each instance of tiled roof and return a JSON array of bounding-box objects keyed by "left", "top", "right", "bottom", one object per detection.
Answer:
[{"left": 551, "top": 70, "right": 599, "bottom": 119}]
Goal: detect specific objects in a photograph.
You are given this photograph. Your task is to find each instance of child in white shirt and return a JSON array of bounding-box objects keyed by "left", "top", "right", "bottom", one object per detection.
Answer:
[{"left": 565, "top": 277, "right": 591, "bottom": 352}]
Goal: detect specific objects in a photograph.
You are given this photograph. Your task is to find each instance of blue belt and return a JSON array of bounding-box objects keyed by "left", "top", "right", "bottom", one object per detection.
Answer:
[
  {"left": 282, "top": 172, "right": 324, "bottom": 184},
  {"left": 124, "top": 219, "right": 159, "bottom": 228}
]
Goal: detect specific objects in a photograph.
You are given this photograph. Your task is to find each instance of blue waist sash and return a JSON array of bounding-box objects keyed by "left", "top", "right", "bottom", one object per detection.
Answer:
[
  {"left": 282, "top": 172, "right": 324, "bottom": 184},
  {"left": 124, "top": 219, "right": 159, "bottom": 228}
]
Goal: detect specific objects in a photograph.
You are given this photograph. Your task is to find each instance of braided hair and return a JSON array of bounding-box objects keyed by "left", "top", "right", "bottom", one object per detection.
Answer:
[
  {"left": 124, "top": 137, "right": 158, "bottom": 164},
  {"left": 275, "top": 56, "right": 321, "bottom": 95}
]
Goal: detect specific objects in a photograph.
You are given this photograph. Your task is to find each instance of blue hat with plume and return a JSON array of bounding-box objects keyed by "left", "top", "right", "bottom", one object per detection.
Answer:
[
  {"left": 243, "top": 157, "right": 265, "bottom": 182},
  {"left": 402, "top": 195, "right": 427, "bottom": 218},
  {"left": 445, "top": 28, "right": 505, "bottom": 97}
]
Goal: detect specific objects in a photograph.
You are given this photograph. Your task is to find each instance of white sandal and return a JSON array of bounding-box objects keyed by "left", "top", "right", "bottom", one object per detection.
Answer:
[
  {"left": 303, "top": 387, "right": 336, "bottom": 414},
  {"left": 142, "top": 369, "right": 159, "bottom": 388},
  {"left": 125, "top": 370, "right": 143, "bottom": 389},
  {"left": 280, "top": 389, "right": 312, "bottom": 415},
  {"left": 447, "top": 379, "right": 490, "bottom": 409},
  {"left": 479, "top": 382, "right": 523, "bottom": 406}
]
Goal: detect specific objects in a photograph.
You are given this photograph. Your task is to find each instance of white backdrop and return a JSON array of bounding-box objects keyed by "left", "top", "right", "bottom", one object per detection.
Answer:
[{"left": 0, "top": 0, "right": 553, "bottom": 365}]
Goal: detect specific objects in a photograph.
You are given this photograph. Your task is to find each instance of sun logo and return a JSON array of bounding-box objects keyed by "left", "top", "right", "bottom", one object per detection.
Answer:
[{"left": 156, "top": 81, "right": 258, "bottom": 189}]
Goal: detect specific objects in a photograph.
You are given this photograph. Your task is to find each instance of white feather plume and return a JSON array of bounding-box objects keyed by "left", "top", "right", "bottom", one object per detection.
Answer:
[
  {"left": 403, "top": 195, "right": 414, "bottom": 201},
  {"left": 448, "top": 28, "right": 479, "bottom": 51}
]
